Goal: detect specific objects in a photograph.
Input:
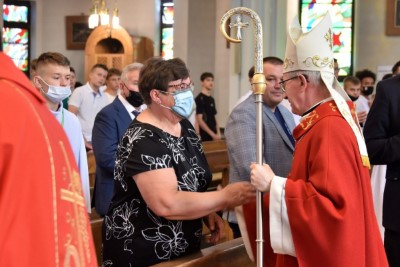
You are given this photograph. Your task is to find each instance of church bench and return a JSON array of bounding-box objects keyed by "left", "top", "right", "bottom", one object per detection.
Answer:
[
  {"left": 151, "top": 237, "right": 255, "bottom": 267},
  {"left": 201, "top": 140, "right": 233, "bottom": 244},
  {"left": 90, "top": 218, "right": 103, "bottom": 266},
  {"left": 202, "top": 140, "right": 230, "bottom": 189}
]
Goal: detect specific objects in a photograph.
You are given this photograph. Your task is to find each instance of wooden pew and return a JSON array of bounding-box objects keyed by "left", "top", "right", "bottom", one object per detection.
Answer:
[
  {"left": 202, "top": 140, "right": 230, "bottom": 189},
  {"left": 87, "top": 150, "right": 96, "bottom": 188},
  {"left": 152, "top": 238, "right": 255, "bottom": 267},
  {"left": 91, "top": 218, "right": 103, "bottom": 265},
  {"left": 201, "top": 140, "right": 233, "bottom": 243}
]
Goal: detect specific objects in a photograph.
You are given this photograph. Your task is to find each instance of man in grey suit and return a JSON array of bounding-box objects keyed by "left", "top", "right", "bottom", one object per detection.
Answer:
[{"left": 225, "top": 57, "right": 295, "bottom": 238}]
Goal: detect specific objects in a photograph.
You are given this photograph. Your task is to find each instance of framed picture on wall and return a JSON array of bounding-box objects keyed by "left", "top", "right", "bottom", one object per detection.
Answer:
[
  {"left": 386, "top": 0, "right": 400, "bottom": 35},
  {"left": 66, "top": 16, "right": 93, "bottom": 50}
]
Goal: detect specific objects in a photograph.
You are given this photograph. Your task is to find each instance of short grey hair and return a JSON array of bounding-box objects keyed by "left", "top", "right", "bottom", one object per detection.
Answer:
[
  {"left": 121, "top": 62, "right": 143, "bottom": 82},
  {"left": 293, "top": 70, "right": 322, "bottom": 86}
]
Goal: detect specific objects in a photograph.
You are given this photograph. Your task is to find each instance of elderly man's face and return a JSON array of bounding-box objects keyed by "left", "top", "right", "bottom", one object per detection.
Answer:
[{"left": 280, "top": 72, "right": 304, "bottom": 116}]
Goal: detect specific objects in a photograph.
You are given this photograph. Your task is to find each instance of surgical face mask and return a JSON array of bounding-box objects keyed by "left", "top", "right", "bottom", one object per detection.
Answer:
[
  {"left": 159, "top": 88, "right": 194, "bottom": 118},
  {"left": 362, "top": 86, "right": 374, "bottom": 96},
  {"left": 37, "top": 77, "right": 71, "bottom": 103},
  {"left": 347, "top": 94, "right": 359, "bottom": 102},
  {"left": 126, "top": 90, "right": 144, "bottom": 107}
]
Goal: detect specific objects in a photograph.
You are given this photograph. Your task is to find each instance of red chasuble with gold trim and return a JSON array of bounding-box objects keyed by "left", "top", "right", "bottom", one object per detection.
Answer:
[
  {"left": 242, "top": 100, "right": 387, "bottom": 267},
  {"left": 0, "top": 53, "right": 97, "bottom": 267}
]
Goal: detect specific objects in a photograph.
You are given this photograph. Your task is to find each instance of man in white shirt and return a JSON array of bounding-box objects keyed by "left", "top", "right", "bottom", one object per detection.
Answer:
[
  {"left": 68, "top": 63, "right": 109, "bottom": 150},
  {"left": 354, "top": 69, "right": 376, "bottom": 125},
  {"left": 32, "top": 52, "right": 91, "bottom": 213}
]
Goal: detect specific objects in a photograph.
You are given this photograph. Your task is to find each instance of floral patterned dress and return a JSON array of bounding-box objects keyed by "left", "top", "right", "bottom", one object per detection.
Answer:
[{"left": 102, "top": 119, "right": 212, "bottom": 267}]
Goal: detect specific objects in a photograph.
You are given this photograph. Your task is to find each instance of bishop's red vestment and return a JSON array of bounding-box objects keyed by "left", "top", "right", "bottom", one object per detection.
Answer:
[
  {"left": 0, "top": 53, "right": 97, "bottom": 266},
  {"left": 243, "top": 100, "right": 387, "bottom": 267}
]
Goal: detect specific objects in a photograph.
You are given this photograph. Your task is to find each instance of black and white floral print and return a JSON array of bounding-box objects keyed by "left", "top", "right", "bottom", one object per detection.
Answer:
[
  {"left": 142, "top": 209, "right": 189, "bottom": 260},
  {"left": 114, "top": 127, "right": 152, "bottom": 191},
  {"left": 105, "top": 199, "right": 140, "bottom": 240},
  {"left": 102, "top": 119, "right": 212, "bottom": 266}
]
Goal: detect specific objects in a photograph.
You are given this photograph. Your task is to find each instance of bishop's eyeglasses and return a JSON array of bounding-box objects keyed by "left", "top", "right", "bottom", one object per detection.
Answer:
[{"left": 278, "top": 76, "right": 299, "bottom": 93}]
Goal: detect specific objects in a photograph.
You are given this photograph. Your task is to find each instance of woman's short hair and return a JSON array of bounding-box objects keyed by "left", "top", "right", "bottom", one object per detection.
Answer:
[{"left": 139, "top": 57, "right": 173, "bottom": 105}]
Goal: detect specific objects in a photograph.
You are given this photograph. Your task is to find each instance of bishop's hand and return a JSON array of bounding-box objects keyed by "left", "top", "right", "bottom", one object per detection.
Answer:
[{"left": 250, "top": 163, "right": 274, "bottom": 192}]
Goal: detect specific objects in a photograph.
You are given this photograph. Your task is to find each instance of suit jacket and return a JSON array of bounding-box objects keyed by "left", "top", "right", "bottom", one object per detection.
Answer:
[
  {"left": 225, "top": 94, "right": 295, "bottom": 223},
  {"left": 92, "top": 97, "right": 132, "bottom": 216},
  {"left": 364, "top": 75, "right": 400, "bottom": 232}
]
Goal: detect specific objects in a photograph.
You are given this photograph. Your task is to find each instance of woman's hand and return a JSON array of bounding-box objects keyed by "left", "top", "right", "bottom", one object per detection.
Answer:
[
  {"left": 203, "top": 213, "right": 225, "bottom": 244},
  {"left": 223, "top": 181, "right": 256, "bottom": 209},
  {"left": 250, "top": 163, "right": 275, "bottom": 192}
]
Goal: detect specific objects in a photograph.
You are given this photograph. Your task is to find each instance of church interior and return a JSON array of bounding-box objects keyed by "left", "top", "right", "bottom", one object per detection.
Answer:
[
  {"left": 2, "top": 0, "right": 400, "bottom": 266},
  {"left": 3, "top": 0, "right": 399, "bottom": 127}
]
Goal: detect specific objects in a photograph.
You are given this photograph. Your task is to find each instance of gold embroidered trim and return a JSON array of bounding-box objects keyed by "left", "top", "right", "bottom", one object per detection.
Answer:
[
  {"left": 283, "top": 58, "right": 295, "bottom": 69},
  {"left": 303, "top": 56, "right": 333, "bottom": 69},
  {"left": 325, "top": 28, "right": 333, "bottom": 49},
  {"left": 6, "top": 80, "right": 60, "bottom": 266},
  {"left": 60, "top": 142, "right": 93, "bottom": 265},
  {"left": 300, "top": 110, "right": 319, "bottom": 130},
  {"left": 329, "top": 103, "right": 338, "bottom": 112}
]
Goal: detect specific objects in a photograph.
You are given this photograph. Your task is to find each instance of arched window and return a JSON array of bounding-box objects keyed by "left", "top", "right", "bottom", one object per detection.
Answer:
[
  {"left": 2, "top": 0, "right": 31, "bottom": 76},
  {"left": 160, "top": 0, "right": 174, "bottom": 59},
  {"left": 300, "top": 0, "right": 354, "bottom": 80}
]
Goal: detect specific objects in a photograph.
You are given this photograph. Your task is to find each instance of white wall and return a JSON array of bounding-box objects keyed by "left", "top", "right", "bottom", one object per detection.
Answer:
[
  {"left": 31, "top": 0, "right": 156, "bottom": 83},
  {"left": 354, "top": 0, "right": 400, "bottom": 74},
  {"left": 24, "top": 0, "right": 400, "bottom": 125}
]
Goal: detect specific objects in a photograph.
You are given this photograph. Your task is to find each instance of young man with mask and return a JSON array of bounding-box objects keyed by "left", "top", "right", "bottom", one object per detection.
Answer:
[
  {"left": 91, "top": 62, "right": 145, "bottom": 216},
  {"left": 33, "top": 52, "right": 91, "bottom": 213},
  {"left": 0, "top": 51, "right": 97, "bottom": 267},
  {"left": 354, "top": 69, "right": 376, "bottom": 124},
  {"left": 343, "top": 75, "right": 367, "bottom": 125}
]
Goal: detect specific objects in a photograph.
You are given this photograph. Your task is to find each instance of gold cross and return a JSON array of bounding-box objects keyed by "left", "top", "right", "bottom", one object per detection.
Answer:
[{"left": 60, "top": 187, "right": 85, "bottom": 207}]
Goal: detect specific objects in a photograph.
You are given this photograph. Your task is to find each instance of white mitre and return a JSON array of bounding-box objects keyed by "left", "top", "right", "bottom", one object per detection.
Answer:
[{"left": 283, "top": 12, "right": 370, "bottom": 168}]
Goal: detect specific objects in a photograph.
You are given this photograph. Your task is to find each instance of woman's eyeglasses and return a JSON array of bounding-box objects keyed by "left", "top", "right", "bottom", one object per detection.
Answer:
[{"left": 168, "top": 81, "right": 194, "bottom": 90}]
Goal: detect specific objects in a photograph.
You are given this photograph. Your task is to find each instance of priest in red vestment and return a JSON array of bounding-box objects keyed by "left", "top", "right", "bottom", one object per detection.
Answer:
[
  {"left": 0, "top": 52, "right": 98, "bottom": 266},
  {"left": 240, "top": 13, "right": 388, "bottom": 267}
]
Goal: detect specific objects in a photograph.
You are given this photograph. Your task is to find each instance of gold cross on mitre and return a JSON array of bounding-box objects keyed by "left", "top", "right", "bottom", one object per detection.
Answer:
[{"left": 229, "top": 15, "right": 249, "bottom": 40}]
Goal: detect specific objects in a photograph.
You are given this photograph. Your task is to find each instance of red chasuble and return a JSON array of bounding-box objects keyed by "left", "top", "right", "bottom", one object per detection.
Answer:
[
  {"left": 0, "top": 53, "right": 97, "bottom": 266},
  {"left": 242, "top": 100, "right": 387, "bottom": 267}
]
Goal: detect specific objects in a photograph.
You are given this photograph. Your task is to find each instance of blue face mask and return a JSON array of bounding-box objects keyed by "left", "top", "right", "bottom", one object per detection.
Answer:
[{"left": 160, "top": 88, "right": 194, "bottom": 118}]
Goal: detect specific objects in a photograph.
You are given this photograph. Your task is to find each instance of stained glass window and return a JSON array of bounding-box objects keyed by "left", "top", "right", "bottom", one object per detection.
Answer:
[
  {"left": 2, "top": 28, "right": 29, "bottom": 71},
  {"left": 160, "top": 0, "right": 174, "bottom": 59},
  {"left": 3, "top": 4, "right": 28, "bottom": 23},
  {"left": 2, "top": 1, "right": 31, "bottom": 75},
  {"left": 300, "top": 0, "right": 354, "bottom": 79}
]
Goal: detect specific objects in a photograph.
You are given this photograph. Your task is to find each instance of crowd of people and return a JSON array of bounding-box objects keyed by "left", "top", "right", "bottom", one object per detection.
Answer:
[{"left": 2, "top": 9, "right": 400, "bottom": 267}]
